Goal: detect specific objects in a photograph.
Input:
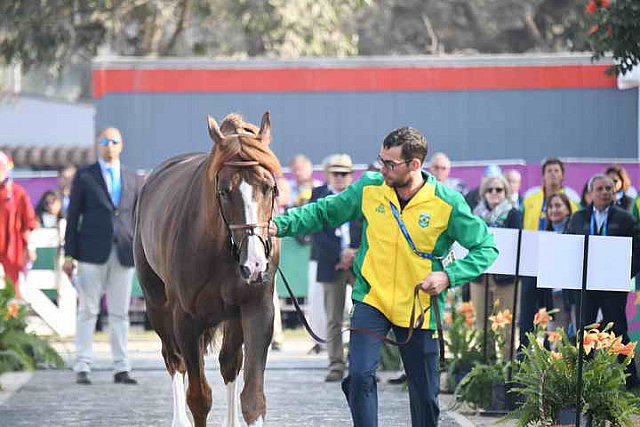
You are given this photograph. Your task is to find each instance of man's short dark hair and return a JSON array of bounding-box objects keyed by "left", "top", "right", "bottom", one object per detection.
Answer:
[
  {"left": 382, "top": 127, "right": 428, "bottom": 164},
  {"left": 542, "top": 157, "right": 564, "bottom": 175}
]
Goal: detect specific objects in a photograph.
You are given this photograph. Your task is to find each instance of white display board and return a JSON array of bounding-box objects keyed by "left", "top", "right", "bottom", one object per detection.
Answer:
[
  {"left": 586, "top": 235, "right": 633, "bottom": 292},
  {"left": 450, "top": 229, "right": 633, "bottom": 292},
  {"left": 536, "top": 233, "right": 585, "bottom": 290}
]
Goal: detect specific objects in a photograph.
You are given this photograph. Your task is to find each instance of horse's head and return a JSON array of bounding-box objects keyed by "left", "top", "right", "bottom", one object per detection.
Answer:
[{"left": 207, "top": 112, "right": 281, "bottom": 285}]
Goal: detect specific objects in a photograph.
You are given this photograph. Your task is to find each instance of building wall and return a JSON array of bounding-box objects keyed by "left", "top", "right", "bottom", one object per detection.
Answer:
[
  {"left": 93, "top": 55, "right": 639, "bottom": 170},
  {"left": 0, "top": 95, "right": 94, "bottom": 146}
]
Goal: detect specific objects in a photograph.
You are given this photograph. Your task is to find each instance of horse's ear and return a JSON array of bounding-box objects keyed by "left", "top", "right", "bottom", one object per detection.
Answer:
[
  {"left": 258, "top": 111, "right": 271, "bottom": 145},
  {"left": 207, "top": 115, "right": 225, "bottom": 145}
]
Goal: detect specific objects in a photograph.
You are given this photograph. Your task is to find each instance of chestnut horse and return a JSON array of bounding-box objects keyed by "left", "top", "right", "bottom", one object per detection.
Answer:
[{"left": 134, "top": 112, "right": 281, "bottom": 426}]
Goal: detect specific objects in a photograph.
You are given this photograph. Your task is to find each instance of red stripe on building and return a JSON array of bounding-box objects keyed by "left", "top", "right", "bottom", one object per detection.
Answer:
[{"left": 92, "top": 65, "right": 615, "bottom": 98}]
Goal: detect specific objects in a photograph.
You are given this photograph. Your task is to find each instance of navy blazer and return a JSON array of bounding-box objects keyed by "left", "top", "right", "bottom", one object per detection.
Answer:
[
  {"left": 565, "top": 203, "right": 640, "bottom": 277},
  {"left": 310, "top": 184, "right": 362, "bottom": 283},
  {"left": 64, "top": 162, "right": 140, "bottom": 267}
]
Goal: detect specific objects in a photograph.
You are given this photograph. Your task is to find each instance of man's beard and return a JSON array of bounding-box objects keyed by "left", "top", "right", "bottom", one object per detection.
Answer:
[{"left": 385, "top": 174, "right": 411, "bottom": 189}]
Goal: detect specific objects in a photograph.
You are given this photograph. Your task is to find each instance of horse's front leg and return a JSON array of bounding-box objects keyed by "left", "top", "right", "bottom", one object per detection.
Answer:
[
  {"left": 240, "top": 296, "right": 274, "bottom": 426},
  {"left": 175, "top": 311, "right": 212, "bottom": 427}
]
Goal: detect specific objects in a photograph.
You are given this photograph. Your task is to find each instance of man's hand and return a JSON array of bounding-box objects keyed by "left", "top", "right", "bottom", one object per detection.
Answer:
[
  {"left": 268, "top": 221, "right": 279, "bottom": 237},
  {"left": 336, "top": 248, "right": 356, "bottom": 270},
  {"left": 420, "top": 271, "right": 450, "bottom": 296},
  {"left": 62, "top": 259, "right": 75, "bottom": 277}
]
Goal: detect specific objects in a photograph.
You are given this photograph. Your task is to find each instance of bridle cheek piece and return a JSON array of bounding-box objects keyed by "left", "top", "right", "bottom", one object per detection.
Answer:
[{"left": 216, "top": 160, "right": 278, "bottom": 264}]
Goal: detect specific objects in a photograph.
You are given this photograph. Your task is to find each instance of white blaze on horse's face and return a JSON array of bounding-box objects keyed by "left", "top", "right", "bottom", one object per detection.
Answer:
[{"left": 239, "top": 179, "right": 269, "bottom": 283}]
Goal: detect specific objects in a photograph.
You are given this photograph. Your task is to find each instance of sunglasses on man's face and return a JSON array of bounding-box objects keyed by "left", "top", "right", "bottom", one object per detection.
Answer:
[
  {"left": 99, "top": 138, "right": 121, "bottom": 146},
  {"left": 331, "top": 171, "right": 351, "bottom": 177},
  {"left": 375, "top": 155, "right": 411, "bottom": 171}
]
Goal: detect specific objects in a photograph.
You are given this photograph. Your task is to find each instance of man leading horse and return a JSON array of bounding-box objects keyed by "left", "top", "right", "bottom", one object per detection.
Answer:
[{"left": 269, "top": 126, "right": 498, "bottom": 427}]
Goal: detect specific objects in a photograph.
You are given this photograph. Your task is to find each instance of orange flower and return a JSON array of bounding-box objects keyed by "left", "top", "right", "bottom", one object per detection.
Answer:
[
  {"left": 550, "top": 351, "right": 563, "bottom": 360},
  {"left": 3, "top": 298, "right": 20, "bottom": 320},
  {"left": 610, "top": 340, "right": 636, "bottom": 357},
  {"left": 583, "top": 332, "right": 599, "bottom": 355},
  {"left": 586, "top": 0, "right": 597, "bottom": 13},
  {"left": 458, "top": 302, "right": 475, "bottom": 316},
  {"left": 533, "top": 308, "right": 553, "bottom": 330},
  {"left": 600, "top": 0, "right": 610, "bottom": 7},
  {"left": 588, "top": 24, "right": 600, "bottom": 35},
  {"left": 595, "top": 331, "right": 616, "bottom": 349},
  {"left": 546, "top": 331, "right": 562, "bottom": 343},
  {"left": 489, "top": 309, "right": 513, "bottom": 332}
]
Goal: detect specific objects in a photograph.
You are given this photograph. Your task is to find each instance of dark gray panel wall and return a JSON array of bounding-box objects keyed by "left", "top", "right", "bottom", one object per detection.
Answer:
[{"left": 96, "top": 88, "right": 638, "bottom": 170}]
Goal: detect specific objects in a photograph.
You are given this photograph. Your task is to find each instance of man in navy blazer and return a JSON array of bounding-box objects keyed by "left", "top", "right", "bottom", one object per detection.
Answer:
[
  {"left": 63, "top": 127, "right": 140, "bottom": 385},
  {"left": 310, "top": 154, "right": 362, "bottom": 382},
  {"left": 565, "top": 173, "right": 640, "bottom": 388}
]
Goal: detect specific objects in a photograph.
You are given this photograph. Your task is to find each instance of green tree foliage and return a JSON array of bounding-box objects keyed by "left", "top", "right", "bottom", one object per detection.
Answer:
[{"left": 585, "top": 0, "right": 640, "bottom": 75}]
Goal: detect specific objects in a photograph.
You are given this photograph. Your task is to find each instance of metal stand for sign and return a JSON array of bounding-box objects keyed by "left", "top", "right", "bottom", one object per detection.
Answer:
[
  {"left": 483, "top": 273, "right": 490, "bottom": 362},
  {"left": 574, "top": 233, "right": 590, "bottom": 427},
  {"left": 506, "top": 228, "right": 523, "bottom": 408}
]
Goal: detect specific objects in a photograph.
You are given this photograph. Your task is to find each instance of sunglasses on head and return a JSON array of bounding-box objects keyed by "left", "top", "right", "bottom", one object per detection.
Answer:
[
  {"left": 99, "top": 138, "right": 121, "bottom": 146},
  {"left": 486, "top": 187, "right": 504, "bottom": 194}
]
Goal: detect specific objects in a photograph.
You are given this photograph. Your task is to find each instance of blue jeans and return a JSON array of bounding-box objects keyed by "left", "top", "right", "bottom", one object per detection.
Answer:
[{"left": 341, "top": 302, "right": 440, "bottom": 427}]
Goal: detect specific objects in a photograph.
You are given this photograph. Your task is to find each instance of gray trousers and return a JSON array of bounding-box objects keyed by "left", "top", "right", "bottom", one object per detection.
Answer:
[
  {"left": 322, "top": 269, "right": 353, "bottom": 373},
  {"left": 74, "top": 246, "right": 134, "bottom": 373}
]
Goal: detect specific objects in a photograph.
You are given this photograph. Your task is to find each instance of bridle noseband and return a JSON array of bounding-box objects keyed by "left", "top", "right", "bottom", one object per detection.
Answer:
[{"left": 216, "top": 160, "right": 279, "bottom": 264}]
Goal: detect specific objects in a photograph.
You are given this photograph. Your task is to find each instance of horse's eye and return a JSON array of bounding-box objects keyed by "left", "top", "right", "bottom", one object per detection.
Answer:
[{"left": 219, "top": 188, "right": 232, "bottom": 198}]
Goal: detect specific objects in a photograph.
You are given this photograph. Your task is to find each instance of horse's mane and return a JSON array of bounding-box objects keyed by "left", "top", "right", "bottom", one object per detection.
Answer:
[{"left": 208, "top": 113, "right": 281, "bottom": 178}]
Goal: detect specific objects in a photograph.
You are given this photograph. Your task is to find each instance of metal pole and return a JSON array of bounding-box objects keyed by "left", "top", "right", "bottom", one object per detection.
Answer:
[
  {"left": 507, "top": 228, "right": 523, "bottom": 383},
  {"left": 575, "top": 234, "right": 590, "bottom": 427},
  {"left": 483, "top": 273, "right": 490, "bottom": 362}
]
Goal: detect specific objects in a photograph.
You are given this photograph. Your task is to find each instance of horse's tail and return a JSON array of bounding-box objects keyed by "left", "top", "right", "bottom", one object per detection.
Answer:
[{"left": 201, "top": 326, "right": 221, "bottom": 355}]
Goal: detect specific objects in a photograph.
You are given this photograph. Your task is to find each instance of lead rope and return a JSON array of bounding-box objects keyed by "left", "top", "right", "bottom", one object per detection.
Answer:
[{"left": 276, "top": 266, "right": 445, "bottom": 359}]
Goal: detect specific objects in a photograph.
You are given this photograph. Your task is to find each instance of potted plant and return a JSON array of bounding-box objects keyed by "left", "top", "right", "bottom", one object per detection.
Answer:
[
  {"left": 509, "top": 318, "right": 640, "bottom": 427},
  {"left": 0, "top": 279, "right": 64, "bottom": 384},
  {"left": 443, "top": 301, "right": 483, "bottom": 393},
  {"left": 454, "top": 301, "right": 514, "bottom": 411}
]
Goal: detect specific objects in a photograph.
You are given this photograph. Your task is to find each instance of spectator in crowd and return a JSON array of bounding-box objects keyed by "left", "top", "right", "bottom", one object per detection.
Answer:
[
  {"left": 565, "top": 173, "right": 640, "bottom": 388},
  {"left": 58, "top": 165, "right": 77, "bottom": 217},
  {"left": 270, "top": 126, "right": 497, "bottom": 427},
  {"left": 580, "top": 181, "right": 593, "bottom": 209},
  {"left": 287, "top": 154, "right": 321, "bottom": 207},
  {"left": 544, "top": 192, "right": 575, "bottom": 334},
  {"left": 286, "top": 155, "right": 324, "bottom": 351},
  {"left": 520, "top": 158, "right": 580, "bottom": 348},
  {"left": 464, "top": 165, "right": 503, "bottom": 211},
  {"left": 35, "top": 190, "right": 63, "bottom": 228},
  {"left": 428, "top": 152, "right": 467, "bottom": 194},
  {"left": 309, "top": 154, "right": 361, "bottom": 382},
  {"left": 470, "top": 174, "right": 522, "bottom": 357},
  {"left": 605, "top": 165, "right": 633, "bottom": 211},
  {"left": 63, "top": 127, "right": 141, "bottom": 386},
  {"left": 270, "top": 176, "right": 290, "bottom": 351},
  {"left": 504, "top": 169, "right": 523, "bottom": 210},
  {"left": 0, "top": 151, "right": 38, "bottom": 298}
]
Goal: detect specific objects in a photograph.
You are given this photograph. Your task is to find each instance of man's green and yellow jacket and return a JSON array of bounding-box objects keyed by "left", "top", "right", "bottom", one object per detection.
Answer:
[{"left": 274, "top": 171, "right": 498, "bottom": 330}]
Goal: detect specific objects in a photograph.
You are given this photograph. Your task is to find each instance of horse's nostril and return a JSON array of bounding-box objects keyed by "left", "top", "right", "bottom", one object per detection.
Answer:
[{"left": 239, "top": 266, "right": 251, "bottom": 280}]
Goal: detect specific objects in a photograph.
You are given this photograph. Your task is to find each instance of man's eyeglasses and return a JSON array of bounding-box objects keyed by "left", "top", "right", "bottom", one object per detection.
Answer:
[
  {"left": 375, "top": 155, "right": 411, "bottom": 171},
  {"left": 99, "top": 138, "right": 121, "bottom": 146},
  {"left": 486, "top": 187, "right": 504, "bottom": 194}
]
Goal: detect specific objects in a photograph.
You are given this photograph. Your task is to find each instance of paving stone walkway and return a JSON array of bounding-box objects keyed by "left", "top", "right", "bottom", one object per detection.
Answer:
[{"left": 0, "top": 332, "right": 467, "bottom": 426}]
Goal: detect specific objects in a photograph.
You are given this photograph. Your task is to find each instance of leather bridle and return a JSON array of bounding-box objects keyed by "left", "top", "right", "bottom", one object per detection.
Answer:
[{"left": 215, "top": 160, "right": 278, "bottom": 264}]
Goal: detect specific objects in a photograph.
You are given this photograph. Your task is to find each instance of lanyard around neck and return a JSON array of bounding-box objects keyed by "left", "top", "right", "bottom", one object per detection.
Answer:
[
  {"left": 389, "top": 201, "right": 438, "bottom": 260},
  {"left": 590, "top": 210, "right": 608, "bottom": 236}
]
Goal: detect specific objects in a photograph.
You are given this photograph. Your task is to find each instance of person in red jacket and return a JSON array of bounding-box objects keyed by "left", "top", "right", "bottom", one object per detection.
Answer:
[{"left": 0, "top": 151, "right": 38, "bottom": 298}]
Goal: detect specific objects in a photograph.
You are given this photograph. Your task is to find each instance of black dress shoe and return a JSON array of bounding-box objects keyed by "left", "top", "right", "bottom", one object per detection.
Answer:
[
  {"left": 388, "top": 373, "right": 407, "bottom": 385},
  {"left": 114, "top": 371, "right": 138, "bottom": 385},
  {"left": 76, "top": 372, "right": 91, "bottom": 385}
]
